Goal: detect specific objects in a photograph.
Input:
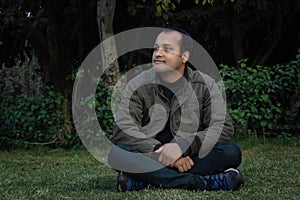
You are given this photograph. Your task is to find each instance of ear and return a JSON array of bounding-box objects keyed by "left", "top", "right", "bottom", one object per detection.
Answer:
[{"left": 181, "top": 51, "right": 190, "bottom": 63}]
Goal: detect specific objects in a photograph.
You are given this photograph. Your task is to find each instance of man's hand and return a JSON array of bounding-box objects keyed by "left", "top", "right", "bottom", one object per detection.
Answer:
[
  {"left": 170, "top": 156, "right": 194, "bottom": 173},
  {"left": 155, "top": 143, "right": 182, "bottom": 166}
]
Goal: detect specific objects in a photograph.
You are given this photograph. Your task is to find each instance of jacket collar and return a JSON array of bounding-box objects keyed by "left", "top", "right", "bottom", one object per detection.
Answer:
[{"left": 153, "top": 66, "right": 194, "bottom": 103}]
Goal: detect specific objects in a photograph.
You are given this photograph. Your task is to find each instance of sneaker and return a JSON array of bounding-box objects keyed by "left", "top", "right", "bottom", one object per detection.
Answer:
[
  {"left": 117, "top": 172, "right": 146, "bottom": 192},
  {"left": 202, "top": 168, "right": 244, "bottom": 191}
]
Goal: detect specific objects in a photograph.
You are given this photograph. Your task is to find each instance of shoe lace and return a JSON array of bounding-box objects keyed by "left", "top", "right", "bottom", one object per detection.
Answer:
[
  {"left": 129, "top": 177, "right": 145, "bottom": 190},
  {"left": 205, "top": 172, "right": 232, "bottom": 190}
]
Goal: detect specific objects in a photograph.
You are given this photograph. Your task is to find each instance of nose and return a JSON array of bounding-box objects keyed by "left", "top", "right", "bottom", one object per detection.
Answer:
[{"left": 154, "top": 47, "right": 163, "bottom": 57}]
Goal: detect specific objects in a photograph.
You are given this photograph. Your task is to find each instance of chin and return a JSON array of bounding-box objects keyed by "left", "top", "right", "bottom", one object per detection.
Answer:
[{"left": 153, "top": 64, "right": 172, "bottom": 73}]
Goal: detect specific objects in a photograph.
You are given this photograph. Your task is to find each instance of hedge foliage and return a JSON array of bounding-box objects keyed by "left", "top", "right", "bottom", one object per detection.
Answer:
[
  {"left": 0, "top": 86, "right": 68, "bottom": 148},
  {"left": 220, "top": 55, "right": 300, "bottom": 136}
]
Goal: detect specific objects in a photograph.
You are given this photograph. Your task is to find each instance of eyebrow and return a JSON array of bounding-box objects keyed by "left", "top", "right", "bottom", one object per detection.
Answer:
[{"left": 154, "top": 43, "right": 174, "bottom": 47}]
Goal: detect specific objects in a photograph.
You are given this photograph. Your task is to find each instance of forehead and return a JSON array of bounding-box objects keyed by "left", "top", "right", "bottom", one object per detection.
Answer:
[{"left": 154, "top": 31, "right": 182, "bottom": 47}]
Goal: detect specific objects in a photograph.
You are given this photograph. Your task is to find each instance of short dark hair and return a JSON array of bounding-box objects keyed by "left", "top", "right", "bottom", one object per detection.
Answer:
[{"left": 162, "top": 27, "right": 193, "bottom": 54}]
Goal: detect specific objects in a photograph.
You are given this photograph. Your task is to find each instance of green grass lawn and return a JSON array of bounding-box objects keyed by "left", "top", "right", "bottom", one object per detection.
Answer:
[{"left": 0, "top": 137, "right": 299, "bottom": 200}]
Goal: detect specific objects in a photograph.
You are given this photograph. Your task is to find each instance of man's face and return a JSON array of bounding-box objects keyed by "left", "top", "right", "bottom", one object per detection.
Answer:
[{"left": 152, "top": 31, "right": 188, "bottom": 74}]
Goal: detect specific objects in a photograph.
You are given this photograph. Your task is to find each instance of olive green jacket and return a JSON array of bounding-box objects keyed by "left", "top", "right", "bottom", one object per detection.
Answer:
[{"left": 112, "top": 67, "right": 234, "bottom": 157}]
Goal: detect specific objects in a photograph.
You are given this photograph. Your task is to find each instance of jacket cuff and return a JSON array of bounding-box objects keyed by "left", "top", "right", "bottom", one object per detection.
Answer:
[{"left": 176, "top": 138, "right": 191, "bottom": 157}]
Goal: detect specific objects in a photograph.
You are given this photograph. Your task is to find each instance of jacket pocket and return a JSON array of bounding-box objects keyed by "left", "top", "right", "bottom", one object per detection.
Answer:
[{"left": 176, "top": 100, "right": 203, "bottom": 133}]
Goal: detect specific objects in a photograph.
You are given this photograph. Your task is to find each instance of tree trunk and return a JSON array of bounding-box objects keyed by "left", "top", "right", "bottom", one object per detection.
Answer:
[
  {"left": 30, "top": 28, "right": 73, "bottom": 137},
  {"left": 29, "top": 0, "right": 99, "bottom": 140},
  {"left": 97, "top": 0, "right": 120, "bottom": 90}
]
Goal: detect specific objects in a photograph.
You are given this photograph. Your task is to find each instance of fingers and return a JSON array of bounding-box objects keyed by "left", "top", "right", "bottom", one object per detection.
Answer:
[
  {"left": 177, "top": 162, "right": 190, "bottom": 172},
  {"left": 188, "top": 157, "right": 194, "bottom": 167},
  {"left": 174, "top": 156, "right": 194, "bottom": 172},
  {"left": 178, "top": 165, "right": 184, "bottom": 173},
  {"left": 183, "top": 161, "right": 191, "bottom": 171}
]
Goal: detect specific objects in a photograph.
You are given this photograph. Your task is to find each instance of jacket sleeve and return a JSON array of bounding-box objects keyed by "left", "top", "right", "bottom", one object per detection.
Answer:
[
  {"left": 112, "top": 81, "right": 161, "bottom": 153},
  {"left": 176, "top": 76, "right": 234, "bottom": 157},
  {"left": 197, "top": 78, "right": 234, "bottom": 157}
]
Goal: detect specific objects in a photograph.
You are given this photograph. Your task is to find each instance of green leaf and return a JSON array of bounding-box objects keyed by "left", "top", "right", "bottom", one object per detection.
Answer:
[
  {"left": 55, "top": 98, "right": 61, "bottom": 104},
  {"left": 261, "top": 94, "right": 269, "bottom": 103},
  {"left": 162, "top": 13, "right": 169, "bottom": 20},
  {"left": 260, "top": 121, "right": 267, "bottom": 128},
  {"left": 157, "top": 5, "right": 162, "bottom": 13},
  {"left": 267, "top": 123, "right": 273, "bottom": 129}
]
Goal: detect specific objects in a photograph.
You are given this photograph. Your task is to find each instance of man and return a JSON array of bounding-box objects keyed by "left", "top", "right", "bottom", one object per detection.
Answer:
[{"left": 108, "top": 28, "right": 244, "bottom": 192}]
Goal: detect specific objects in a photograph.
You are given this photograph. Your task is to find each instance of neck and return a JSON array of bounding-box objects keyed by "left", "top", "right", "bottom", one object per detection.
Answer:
[{"left": 160, "top": 66, "right": 185, "bottom": 83}]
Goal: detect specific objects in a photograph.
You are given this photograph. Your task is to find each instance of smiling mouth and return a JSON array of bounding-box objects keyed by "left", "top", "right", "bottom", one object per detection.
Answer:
[{"left": 153, "top": 60, "right": 166, "bottom": 64}]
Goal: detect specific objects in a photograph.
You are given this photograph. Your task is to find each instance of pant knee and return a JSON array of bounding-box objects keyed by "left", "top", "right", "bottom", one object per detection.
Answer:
[{"left": 225, "top": 142, "right": 242, "bottom": 167}]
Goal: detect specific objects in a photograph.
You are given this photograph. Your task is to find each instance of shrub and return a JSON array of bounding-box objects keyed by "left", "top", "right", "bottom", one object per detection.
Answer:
[
  {"left": 0, "top": 86, "right": 67, "bottom": 148},
  {"left": 75, "top": 77, "right": 115, "bottom": 147},
  {"left": 95, "top": 78, "right": 114, "bottom": 138},
  {"left": 220, "top": 55, "right": 300, "bottom": 136}
]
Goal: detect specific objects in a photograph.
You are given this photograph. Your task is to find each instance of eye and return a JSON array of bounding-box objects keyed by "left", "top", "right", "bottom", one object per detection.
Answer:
[
  {"left": 153, "top": 45, "right": 174, "bottom": 53},
  {"left": 163, "top": 47, "right": 171, "bottom": 52},
  {"left": 163, "top": 46, "right": 175, "bottom": 53}
]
